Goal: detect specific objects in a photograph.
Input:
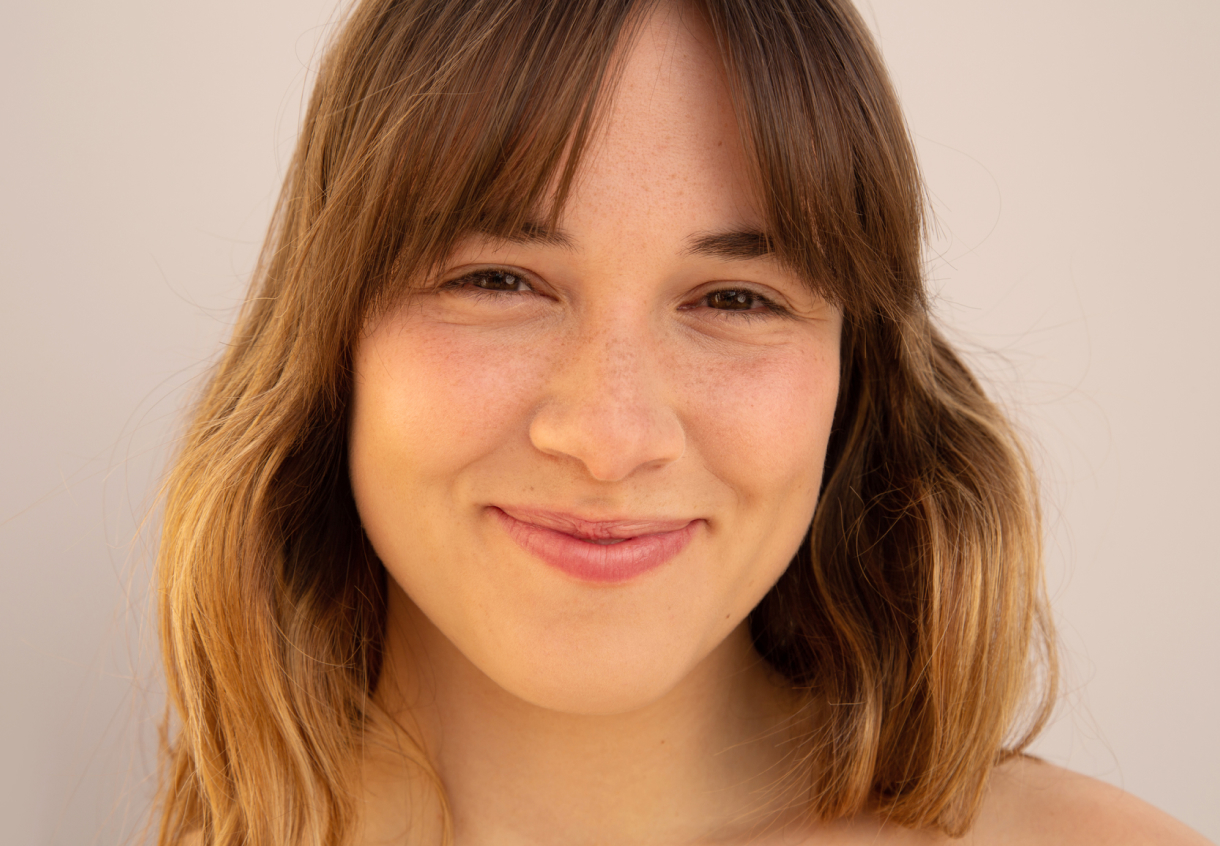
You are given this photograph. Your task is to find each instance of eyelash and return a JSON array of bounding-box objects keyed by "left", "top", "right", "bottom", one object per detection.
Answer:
[
  {"left": 440, "top": 269, "right": 532, "bottom": 299},
  {"left": 441, "top": 269, "right": 792, "bottom": 320}
]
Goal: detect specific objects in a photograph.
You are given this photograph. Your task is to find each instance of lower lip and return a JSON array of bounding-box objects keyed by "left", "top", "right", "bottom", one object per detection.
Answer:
[{"left": 491, "top": 508, "right": 697, "bottom": 584}]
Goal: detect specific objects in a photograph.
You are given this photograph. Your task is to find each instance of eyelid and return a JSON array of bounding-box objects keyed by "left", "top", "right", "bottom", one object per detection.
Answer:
[
  {"left": 440, "top": 265, "right": 541, "bottom": 294},
  {"left": 686, "top": 283, "right": 794, "bottom": 319},
  {"left": 439, "top": 266, "right": 797, "bottom": 321}
]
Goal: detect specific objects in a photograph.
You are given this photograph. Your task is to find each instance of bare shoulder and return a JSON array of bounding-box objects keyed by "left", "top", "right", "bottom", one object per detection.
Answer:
[{"left": 968, "top": 755, "right": 1213, "bottom": 845}]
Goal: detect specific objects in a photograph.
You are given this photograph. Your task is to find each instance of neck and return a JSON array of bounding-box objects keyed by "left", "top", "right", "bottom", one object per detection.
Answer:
[{"left": 363, "top": 582, "right": 811, "bottom": 846}]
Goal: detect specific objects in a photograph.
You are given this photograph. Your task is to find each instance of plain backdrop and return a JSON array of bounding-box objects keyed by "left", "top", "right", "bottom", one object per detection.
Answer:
[{"left": 1, "top": 1, "right": 1216, "bottom": 843}]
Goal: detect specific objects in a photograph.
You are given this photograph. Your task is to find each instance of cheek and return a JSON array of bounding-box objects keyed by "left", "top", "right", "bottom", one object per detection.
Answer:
[
  {"left": 679, "top": 342, "right": 839, "bottom": 496},
  {"left": 349, "top": 317, "right": 557, "bottom": 582},
  {"left": 351, "top": 318, "right": 553, "bottom": 475}
]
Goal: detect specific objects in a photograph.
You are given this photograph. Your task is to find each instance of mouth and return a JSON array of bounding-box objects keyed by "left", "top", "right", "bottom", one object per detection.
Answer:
[
  {"left": 490, "top": 506, "right": 699, "bottom": 583},
  {"left": 495, "top": 505, "right": 694, "bottom": 539}
]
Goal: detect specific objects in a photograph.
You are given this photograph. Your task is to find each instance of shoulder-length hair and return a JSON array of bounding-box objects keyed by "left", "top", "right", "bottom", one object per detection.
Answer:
[{"left": 155, "top": 0, "right": 1056, "bottom": 842}]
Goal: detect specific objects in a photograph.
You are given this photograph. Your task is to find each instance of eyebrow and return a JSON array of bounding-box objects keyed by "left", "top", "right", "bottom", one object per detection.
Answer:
[
  {"left": 683, "top": 228, "right": 773, "bottom": 261},
  {"left": 480, "top": 219, "right": 576, "bottom": 250},
  {"left": 479, "top": 221, "right": 774, "bottom": 262}
]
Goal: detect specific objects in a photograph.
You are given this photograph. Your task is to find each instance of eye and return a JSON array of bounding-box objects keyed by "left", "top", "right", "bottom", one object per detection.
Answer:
[
  {"left": 698, "top": 288, "right": 790, "bottom": 318},
  {"left": 445, "top": 268, "right": 533, "bottom": 295},
  {"left": 708, "top": 289, "right": 761, "bottom": 310}
]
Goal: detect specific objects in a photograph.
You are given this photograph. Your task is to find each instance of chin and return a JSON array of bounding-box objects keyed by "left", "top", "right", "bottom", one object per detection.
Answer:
[
  {"left": 455, "top": 604, "right": 747, "bottom": 717},
  {"left": 489, "top": 650, "right": 701, "bottom": 716}
]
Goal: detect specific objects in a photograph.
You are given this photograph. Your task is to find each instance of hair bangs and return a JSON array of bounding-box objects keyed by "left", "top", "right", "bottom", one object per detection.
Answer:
[
  {"left": 348, "top": 0, "right": 651, "bottom": 314},
  {"left": 700, "top": 0, "right": 926, "bottom": 321}
]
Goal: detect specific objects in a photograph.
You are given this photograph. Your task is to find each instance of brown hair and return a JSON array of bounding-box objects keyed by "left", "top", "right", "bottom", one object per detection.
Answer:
[{"left": 155, "top": 0, "right": 1056, "bottom": 842}]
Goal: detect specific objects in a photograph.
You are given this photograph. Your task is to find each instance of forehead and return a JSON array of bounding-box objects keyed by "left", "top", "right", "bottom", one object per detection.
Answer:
[
  {"left": 383, "top": 0, "right": 839, "bottom": 305},
  {"left": 571, "top": 4, "right": 760, "bottom": 226}
]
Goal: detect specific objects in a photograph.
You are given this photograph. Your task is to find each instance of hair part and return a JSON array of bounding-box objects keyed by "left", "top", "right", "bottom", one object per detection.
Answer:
[{"left": 155, "top": 0, "right": 1056, "bottom": 842}]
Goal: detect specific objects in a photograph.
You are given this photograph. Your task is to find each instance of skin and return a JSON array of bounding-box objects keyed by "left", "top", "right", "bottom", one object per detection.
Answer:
[{"left": 346, "top": 4, "right": 1212, "bottom": 845}]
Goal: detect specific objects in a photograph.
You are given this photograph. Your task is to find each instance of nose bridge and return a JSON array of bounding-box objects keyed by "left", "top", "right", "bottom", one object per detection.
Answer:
[
  {"left": 582, "top": 319, "right": 647, "bottom": 405},
  {"left": 529, "top": 310, "right": 685, "bottom": 481}
]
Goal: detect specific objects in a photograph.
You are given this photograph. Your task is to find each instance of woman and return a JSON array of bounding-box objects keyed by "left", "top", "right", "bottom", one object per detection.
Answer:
[{"left": 153, "top": 0, "right": 1209, "bottom": 843}]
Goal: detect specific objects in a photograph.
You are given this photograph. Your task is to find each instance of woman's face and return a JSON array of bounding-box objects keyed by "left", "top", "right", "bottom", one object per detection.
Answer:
[{"left": 349, "top": 6, "right": 841, "bottom": 715}]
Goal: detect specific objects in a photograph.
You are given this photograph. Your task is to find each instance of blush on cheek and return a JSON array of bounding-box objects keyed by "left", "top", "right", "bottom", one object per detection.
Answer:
[
  {"left": 680, "top": 343, "right": 839, "bottom": 483},
  {"left": 361, "top": 316, "right": 555, "bottom": 456}
]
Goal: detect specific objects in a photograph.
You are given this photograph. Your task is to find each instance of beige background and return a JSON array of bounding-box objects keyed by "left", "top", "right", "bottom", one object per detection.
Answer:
[{"left": 1, "top": 1, "right": 1216, "bottom": 843}]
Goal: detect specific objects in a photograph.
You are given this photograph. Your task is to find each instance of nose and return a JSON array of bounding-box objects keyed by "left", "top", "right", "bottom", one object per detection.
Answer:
[{"left": 528, "top": 321, "right": 686, "bottom": 482}]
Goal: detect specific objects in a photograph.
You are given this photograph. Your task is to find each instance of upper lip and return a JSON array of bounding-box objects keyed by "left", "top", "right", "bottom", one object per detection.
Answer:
[{"left": 493, "top": 505, "right": 696, "bottom": 540}]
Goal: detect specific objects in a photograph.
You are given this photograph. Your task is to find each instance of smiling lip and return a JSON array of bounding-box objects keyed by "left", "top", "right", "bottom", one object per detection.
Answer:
[{"left": 491, "top": 506, "right": 698, "bottom": 584}]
